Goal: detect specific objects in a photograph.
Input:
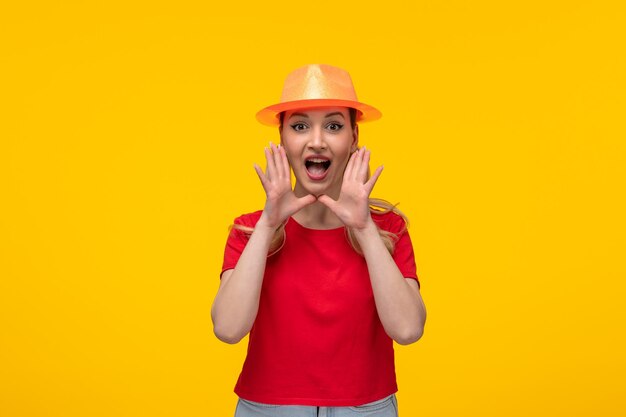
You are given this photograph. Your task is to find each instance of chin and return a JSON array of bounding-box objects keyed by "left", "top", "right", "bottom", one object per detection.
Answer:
[
  {"left": 295, "top": 180, "right": 326, "bottom": 197},
  {"left": 307, "top": 183, "right": 340, "bottom": 199},
  {"left": 303, "top": 186, "right": 326, "bottom": 198}
]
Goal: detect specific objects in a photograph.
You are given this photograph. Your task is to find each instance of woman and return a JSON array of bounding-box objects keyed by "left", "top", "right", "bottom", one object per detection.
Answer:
[{"left": 211, "top": 64, "right": 427, "bottom": 417}]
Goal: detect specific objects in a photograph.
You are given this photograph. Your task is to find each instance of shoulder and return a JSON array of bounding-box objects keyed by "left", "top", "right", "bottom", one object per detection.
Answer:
[
  {"left": 232, "top": 210, "right": 264, "bottom": 227},
  {"left": 371, "top": 209, "right": 408, "bottom": 236}
]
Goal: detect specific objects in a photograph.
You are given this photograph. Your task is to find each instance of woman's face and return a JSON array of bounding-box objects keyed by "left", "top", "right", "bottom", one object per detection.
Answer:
[{"left": 280, "top": 106, "right": 358, "bottom": 199}]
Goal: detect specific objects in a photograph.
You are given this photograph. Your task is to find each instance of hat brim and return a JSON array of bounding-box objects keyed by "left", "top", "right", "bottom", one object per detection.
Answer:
[{"left": 256, "top": 99, "right": 382, "bottom": 127}]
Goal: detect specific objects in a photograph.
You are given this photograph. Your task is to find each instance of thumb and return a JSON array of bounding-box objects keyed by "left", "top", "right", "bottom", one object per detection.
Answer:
[
  {"left": 293, "top": 194, "right": 317, "bottom": 211},
  {"left": 317, "top": 194, "right": 339, "bottom": 212}
]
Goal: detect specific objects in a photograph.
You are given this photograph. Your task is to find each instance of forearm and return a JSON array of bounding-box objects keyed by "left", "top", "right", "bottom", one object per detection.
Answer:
[
  {"left": 211, "top": 220, "right": 275, "bottom": 344},
  {"left": 352, "top": 222, "right": 426, "bottom": 345}
]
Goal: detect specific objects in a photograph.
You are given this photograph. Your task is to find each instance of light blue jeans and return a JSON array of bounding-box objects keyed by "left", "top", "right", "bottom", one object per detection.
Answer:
[{"left": 234, "top": 394, "right": 398, "bottom": 417}]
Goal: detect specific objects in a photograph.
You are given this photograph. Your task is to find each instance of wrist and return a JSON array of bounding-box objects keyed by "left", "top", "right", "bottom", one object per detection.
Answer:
[
  {"left": 256, "top": 214, "right": 284, "bottom": 233},
  {"left": 350, "top": 218, "right": 378, "bottom": 239}
]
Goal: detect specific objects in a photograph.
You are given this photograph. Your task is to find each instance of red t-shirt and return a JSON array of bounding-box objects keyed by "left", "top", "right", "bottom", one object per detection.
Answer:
[{"left": 220, "top": 210, "right": 419, "bottom": 406}]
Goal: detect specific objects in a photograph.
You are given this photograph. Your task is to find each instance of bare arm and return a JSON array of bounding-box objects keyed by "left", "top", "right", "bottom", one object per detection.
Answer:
[
  {"left": 352, "top": 224, "right": 426, "bottom": 345},
  {"left": 211, "top": 143, "right": 315, "bottom": 344},
  {"left": 211, "top": 220, "right": 275, "bottom": 344}
]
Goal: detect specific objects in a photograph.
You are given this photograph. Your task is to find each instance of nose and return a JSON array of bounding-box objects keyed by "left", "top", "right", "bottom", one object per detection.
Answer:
[{"left": 307, "top": 125, "right": 327, "bottom": 151}]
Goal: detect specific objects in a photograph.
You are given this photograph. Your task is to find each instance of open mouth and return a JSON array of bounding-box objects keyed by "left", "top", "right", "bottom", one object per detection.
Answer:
[{"left": 305, "top": 157, "right": 331, "bottom": 179}]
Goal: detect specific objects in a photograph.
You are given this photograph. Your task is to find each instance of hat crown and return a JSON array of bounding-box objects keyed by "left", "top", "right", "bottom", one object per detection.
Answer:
[
  {"left": 256, "top": 64, "right": 381, "bottom": 126},
  {"left": 280, "top": 64, "right": 359, "bottom": 103}
]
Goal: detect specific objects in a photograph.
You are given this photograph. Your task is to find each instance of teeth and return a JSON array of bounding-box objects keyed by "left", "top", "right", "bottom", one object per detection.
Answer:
[{"left": 307, "top": 158, "right": 328, "bottom": 163}]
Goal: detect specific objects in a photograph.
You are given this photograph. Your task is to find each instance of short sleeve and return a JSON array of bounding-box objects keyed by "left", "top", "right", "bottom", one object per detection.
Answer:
[
  {"left": 377, "top": 212, "right": 420, "bottom": 289},
  {"left": 220, "top": 212, "right": 261, "bottom": 279}
]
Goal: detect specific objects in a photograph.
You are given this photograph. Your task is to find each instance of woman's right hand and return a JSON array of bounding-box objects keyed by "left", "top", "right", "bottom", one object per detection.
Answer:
[{"left": 254, "top": 142, "right": 316, "bottom": 229}]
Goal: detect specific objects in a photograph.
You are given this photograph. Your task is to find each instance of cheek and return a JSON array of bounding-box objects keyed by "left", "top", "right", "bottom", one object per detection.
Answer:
[
  {"left": 335, "top": 153, "right": 352, "bottom": 173},
  {"left": 280, "top": 138, "right": 302, "bottom": 164},
  {"left": 282, "top": 147, "right": 299, "bottom": 167}
]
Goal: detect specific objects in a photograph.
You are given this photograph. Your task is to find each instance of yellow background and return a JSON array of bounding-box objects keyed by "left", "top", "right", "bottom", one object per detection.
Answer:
[{"left": 2, "top": 1, "right": 625, "bottom": 416}]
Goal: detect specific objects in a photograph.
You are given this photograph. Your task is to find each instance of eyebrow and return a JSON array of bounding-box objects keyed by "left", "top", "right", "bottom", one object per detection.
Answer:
[{"left": 289, "top": 112, "right": 345, "bottom": 120}]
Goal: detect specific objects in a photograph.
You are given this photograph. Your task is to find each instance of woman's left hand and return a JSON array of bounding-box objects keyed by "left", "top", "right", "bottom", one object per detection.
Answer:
[{"left": 318, "top": 147, "right": 383, "bottom": 230}]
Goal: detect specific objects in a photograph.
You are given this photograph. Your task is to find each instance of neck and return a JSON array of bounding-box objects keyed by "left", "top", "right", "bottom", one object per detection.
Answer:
[{"left": 292, "top": 181, "right": 343, "bottom": 229}]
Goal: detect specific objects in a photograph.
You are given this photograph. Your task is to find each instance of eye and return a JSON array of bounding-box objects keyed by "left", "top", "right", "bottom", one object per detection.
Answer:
[
  {"left": 290, "top": 122, "right": 308, "bottom": 132},
  {"left": 326, "top": 122, "right": 344, "bottom": 131}
]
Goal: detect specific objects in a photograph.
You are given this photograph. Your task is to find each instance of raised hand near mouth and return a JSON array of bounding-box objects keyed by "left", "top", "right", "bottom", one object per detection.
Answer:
[
  {"left": 254, "top": 142, "right": 317, "bottom": 230},
  {"left": 318, "top": 147, "right": 384, "bottom": 230}
]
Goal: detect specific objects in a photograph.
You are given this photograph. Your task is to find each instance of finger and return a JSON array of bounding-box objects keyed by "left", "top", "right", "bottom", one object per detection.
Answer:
[
  {"left": 293, "top": 194, "right": 317, "bottom": 212},
  {"left": 272, "top": 142, "right": 285, "bottom": 179},
  {"left": 264, "top": 145, "right": 277, "bottom": 180},
  {"left": 358, "top": 149, "right": 371, "bottom": 182},
  {"left": 349, "top": 147, "right": 361, "bottom": 180},
  {"left": 254, "top": 163, "right": 269, "bottom": 190},
  {"left": 344, "top": 148, "right": 358, "bottom": 179},
  {"left": 279, "top": 145, "right": 291, "bottom": 179},
  {"left": 365, "top": 165, "right": 384, "bottom": 194},
  {"left": 352, "top": 146, "right": 366, "bottom": 180}
]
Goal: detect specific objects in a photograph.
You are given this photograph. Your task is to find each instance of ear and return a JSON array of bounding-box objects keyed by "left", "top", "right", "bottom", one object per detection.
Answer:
[{"left": 351, "top": 124, "right": 359, "bottom": 152}]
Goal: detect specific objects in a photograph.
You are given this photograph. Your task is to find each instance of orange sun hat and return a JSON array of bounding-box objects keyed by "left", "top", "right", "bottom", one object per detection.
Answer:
[{"left": 256, "top": 64, "right": 382, "bottom": 127}]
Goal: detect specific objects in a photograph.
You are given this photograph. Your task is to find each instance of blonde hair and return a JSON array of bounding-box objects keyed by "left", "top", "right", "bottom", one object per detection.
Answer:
[{"left": 230, "top": 198, "right": 408, "bottom": 257}]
